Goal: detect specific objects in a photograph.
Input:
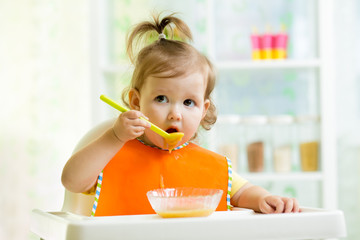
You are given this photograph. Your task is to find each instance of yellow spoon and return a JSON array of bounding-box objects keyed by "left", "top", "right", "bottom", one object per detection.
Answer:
[{"left": 100, "top": 94, "right": 184, "bottom": 151}]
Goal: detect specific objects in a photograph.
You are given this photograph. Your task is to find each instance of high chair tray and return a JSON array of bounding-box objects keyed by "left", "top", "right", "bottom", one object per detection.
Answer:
[{"left": 31, "top": 207, "right": 346, "bottom": 240}]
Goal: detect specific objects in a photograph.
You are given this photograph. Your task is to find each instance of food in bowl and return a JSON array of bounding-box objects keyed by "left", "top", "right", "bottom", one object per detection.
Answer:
[{"left": 146, "top": 187, "right": 223, "bottom": 218}]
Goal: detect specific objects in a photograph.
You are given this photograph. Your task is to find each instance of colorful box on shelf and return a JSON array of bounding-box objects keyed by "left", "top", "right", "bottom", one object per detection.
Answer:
[
  {"left": 251, "top": 26, "right": 288, "bottom": 60},
  {"left": 250, "top": 34, "right": 261, "bottom": 60},
  {"left": 273, "top": 32, "right": 288, "bottom": 59},
  {"left": 260, "top": 33, "right": 273, "bottom": 59}
]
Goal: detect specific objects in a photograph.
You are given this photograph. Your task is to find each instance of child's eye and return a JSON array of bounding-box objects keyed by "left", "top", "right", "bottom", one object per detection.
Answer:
[
  {"left": 155, "top": 95, "right": 168, "bottom": 103},
  {"left": 184, "top": 99, "right": 195, "bottom": 107}
]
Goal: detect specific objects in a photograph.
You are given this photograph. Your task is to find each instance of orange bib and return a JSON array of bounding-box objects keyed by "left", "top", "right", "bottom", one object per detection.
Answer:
[{"left": 94, "top": 140, "right": 230, "bottom": 216}]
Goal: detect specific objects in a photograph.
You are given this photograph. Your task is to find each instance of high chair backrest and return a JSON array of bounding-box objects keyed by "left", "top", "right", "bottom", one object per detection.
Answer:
[{"left": 61, "top": 118, "right": 116, "bottom": 216}]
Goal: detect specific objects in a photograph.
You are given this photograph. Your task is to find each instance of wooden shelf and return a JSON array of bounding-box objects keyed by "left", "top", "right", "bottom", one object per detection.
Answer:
[
  {"left": 240, "top": 172, "right": 323, "bottom": 182},
  {"left": 215, "top": 59, "right": 321, "bottom": 70}
]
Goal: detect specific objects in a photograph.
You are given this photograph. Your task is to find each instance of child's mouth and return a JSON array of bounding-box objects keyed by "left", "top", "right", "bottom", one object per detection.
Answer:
[{"left": 166, "top": 128, "right": 178, "bottom": 133}]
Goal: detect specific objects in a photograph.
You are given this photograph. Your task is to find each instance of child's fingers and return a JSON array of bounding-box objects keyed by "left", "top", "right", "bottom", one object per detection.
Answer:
[
  {"left": 273, "top": 198, "right": 285, "bottom": 213},
  {"left": 123, "top": 110, "right": 144, "bottom": 119},
  {"left": 282, "top": 197, "right": 294, "bottom": 213},
  {"left": 261, "top": 196, "right": 301, "bottom": 214},
  {"left": 129, "top": 118, "right": 150, "bottom": 128},
  {"left": 291, "top": 198, "right": 301, "bottom": 213},
  {"left": 121, "top": 111, "right": 151, "bottom": 128},
  {"left": 123, "top": 126, "right": 146, "bottom": 139},
  {"left": 141, "top": 114, "right": 149, "bottom": 120},
  {"left": 265, "top": 196, "right": 285, "bottom": 213},
  {"left": 131, "top": 126, "right": 146, "bottom": 134},
  {"left": 260, "top": 201, "right": 276, "bottom": 214}
]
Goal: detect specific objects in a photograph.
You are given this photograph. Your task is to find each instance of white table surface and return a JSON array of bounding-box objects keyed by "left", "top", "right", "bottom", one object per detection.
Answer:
[{"left": 30, "top": 207, "right": 347, "bottom": 240}]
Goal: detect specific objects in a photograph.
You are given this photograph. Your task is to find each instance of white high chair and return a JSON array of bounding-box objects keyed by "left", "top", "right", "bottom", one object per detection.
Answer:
[
  {"left": 61, "top": 118, "right": 116, "bottom": 216},
  {"left": 32, "top": 118, "right": 347, "bottom": 239}
]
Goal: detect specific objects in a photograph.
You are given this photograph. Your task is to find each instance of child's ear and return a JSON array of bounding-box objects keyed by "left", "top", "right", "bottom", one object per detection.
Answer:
[
  {"left": 129, "top": 88, "right": 141, "bottom": 110},
  {"left": 202, "top": 99, "right": 211, "bottom": 119}
]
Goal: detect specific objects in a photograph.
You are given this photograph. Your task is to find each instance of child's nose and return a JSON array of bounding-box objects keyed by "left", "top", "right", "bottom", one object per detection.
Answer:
[{"left": 168, "top": 106, "right": 182, "bottom": 121}]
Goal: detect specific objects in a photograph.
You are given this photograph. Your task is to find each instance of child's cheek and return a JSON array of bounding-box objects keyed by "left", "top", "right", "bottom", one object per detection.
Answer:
[{"left": 144, "top": 129, "right": 166, "bottom": 148}]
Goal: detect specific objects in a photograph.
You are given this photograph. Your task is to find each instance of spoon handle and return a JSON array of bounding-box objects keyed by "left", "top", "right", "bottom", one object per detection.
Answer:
[{"left": 100, "top": 94, "right": 169, "bottom": 137}]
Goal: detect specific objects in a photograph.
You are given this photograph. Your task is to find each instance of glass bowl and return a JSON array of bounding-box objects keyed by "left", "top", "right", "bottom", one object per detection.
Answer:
[{"left": 146, "top": 187, "right": 223, "bottom": 218}]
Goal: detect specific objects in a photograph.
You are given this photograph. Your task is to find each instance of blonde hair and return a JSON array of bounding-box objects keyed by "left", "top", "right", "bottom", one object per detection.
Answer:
[{"left": 122, "top": 13, "right": 217, "bottom": 132}]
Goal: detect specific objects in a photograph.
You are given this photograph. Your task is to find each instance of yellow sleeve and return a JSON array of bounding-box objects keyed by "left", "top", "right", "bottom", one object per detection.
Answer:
[
  {"left": 82, "top": 182, "right": 97, "bottom": 195},
  {"left": 230, "top": 171, "right": 248, "bottom": 198}
]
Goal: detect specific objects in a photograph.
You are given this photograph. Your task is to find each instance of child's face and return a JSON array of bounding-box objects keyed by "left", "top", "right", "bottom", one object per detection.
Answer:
[{"left": 130, "top": 71, "right": 210, "bottom": 149}]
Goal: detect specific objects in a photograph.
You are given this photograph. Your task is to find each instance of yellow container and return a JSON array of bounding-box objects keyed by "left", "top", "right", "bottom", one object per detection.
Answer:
[
  {"left": 300, "top": 141, "right": 319, "bottom": 171},
  {"left": 272, "top": 49, "right": 287, "bottom": 59},
  {"left": 252, "top": 50, "right": 261, "bottom": 60},
  {"left": 296, "top": 116, "right": 320, "bottom": 172},
  {"left": 260, "top": 49, "right": 272, "bottom": 59}
]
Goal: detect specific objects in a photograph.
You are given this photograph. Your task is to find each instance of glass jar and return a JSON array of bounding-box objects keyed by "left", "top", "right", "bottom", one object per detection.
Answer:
[
  {"left": 216, "top": 115, "right": 242, "bottom": 172},
  {"left": 296, "top": 115, "right": 320, "bottom": 172},
  {"left": 268, "top": 115, "right": 295, "bottom": 173},
  {"left": 242, "top": 116, "right": 268, "bottom": 172}
]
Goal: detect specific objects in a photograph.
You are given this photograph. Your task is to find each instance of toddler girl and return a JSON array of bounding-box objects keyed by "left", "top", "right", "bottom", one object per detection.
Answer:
[{"left": 62, "top": 13, "right": 300, "bottom": 216}]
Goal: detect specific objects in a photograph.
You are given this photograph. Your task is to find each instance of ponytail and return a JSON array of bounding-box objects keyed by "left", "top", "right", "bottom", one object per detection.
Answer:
[{"left": 126, "top": 13, "right": 193, "bottom": 64}]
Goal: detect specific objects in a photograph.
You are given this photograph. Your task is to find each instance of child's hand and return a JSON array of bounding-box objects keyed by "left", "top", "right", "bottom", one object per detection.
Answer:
[
  {"left": 259, "top": 195, "right": 300, "bottom": 214},
  {"left": 112, "top": 110, "right": 151, "bottom": 143}
]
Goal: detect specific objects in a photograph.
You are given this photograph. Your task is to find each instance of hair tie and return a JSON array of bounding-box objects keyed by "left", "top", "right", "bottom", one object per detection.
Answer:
[{"left": 158, "top": 33, "right": 166, "bottom": 40}]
